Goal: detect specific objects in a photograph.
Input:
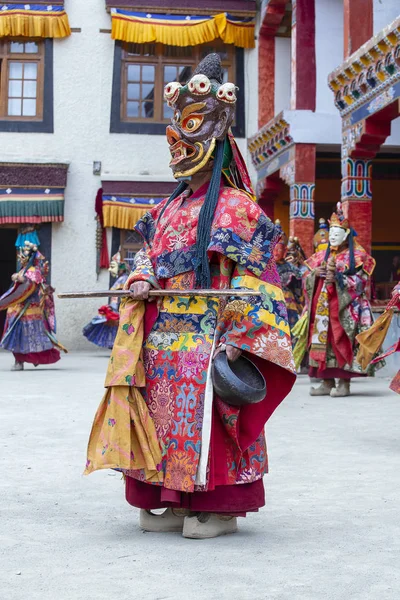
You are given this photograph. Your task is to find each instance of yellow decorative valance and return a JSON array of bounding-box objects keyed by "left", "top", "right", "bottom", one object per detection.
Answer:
[
  {"left": 102, "top": 195, "right": 164, "bottom": 229},
  {"left": 110, "top": 9, "right": 255, "bottom": 49},
  {"left": 0, "top": 3, "right": 71, "bottom": 39}
]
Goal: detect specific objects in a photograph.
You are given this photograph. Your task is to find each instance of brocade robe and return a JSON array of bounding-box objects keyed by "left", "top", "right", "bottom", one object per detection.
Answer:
[
  {"left": 0, "top": 262, "right": 60, "bottom": 364},
  {"left": 122, "top": 183, "right": 296, "bottom": 493},
  {"left": 304, "top": 243, "right": 375, "bottom": 376},
  {"left": 83, "top": 272, "right": 129, "bottom": 349},
  {"left": 276, "top": 261, "right": 304, "bottom": 331}
]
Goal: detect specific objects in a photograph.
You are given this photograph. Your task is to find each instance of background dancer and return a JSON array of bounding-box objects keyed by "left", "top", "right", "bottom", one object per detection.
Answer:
[
  {"left": 83, "top": 251, "right": 130, "bottom": 349},
  {"left": 0, "top": 242, "right": 66, "bottom": 371}
]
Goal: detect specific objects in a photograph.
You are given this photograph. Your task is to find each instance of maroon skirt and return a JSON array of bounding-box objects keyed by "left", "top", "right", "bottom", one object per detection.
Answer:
[
  {"left": 13, "top": 348, "right": 61, "bottom": 365},
  {"left": 126, "top": 477, "right": 265, "bottom": 517},
  {"left": 309, "top": 367, "right": 365, "bottom": 380}
]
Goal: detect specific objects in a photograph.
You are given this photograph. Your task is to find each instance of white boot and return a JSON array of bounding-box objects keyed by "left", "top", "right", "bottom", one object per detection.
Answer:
[
  {"left": 182, "top": 513, "right": 238, "bottom": 539},
  {"left": 310, "top": 379, "right": 335, "bottom": 396},
  {"left": 330, "top": 379, "right": 350, "bottom": 397},
  {"left": 139, "top": 508, "right": 185, "bottom": 533},
  {"left": 11, "top": 361, "right": 24, "bottom": 371}
]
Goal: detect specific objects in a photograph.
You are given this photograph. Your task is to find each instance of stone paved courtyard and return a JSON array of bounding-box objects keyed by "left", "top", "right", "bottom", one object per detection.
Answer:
[{"left": 1, "top": 351, "right": 399, "bottom": 600}]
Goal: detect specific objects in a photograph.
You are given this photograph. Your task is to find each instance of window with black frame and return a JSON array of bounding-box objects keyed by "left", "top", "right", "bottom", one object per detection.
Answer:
[
  {"left": 0, "top": 38, "right": 53, "bottom": 132},
  {"left": 0, "top": 39, "right": 44, "bottom": 119},
  {"left": 111, "top": 41, "right": 244, "bottom": 136}
]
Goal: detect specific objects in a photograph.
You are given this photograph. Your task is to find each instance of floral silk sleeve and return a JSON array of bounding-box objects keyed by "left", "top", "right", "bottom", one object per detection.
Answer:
[
  {"left": 216, "top": 264, "right": 295, "bottom": 373},
  {"left": 331, "top": 269, "right": 368, "bottom": 312},
  {"left": 124, "top": 244, "right": 160, "bottom": 291},
  {"left": 124, "top": 206, "right": 164, "bottom": 290}
]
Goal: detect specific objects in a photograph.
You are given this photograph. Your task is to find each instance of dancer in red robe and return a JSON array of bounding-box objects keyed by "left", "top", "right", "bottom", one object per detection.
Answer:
[
  {"left": 85, "top": 54, "right": 296, "bottom": 538},
  {"left": 0, "top": 241, "right": 66, "bottom": 370},
  {"left": 299, "top": 204, "right": 375, "bottom": 397}
]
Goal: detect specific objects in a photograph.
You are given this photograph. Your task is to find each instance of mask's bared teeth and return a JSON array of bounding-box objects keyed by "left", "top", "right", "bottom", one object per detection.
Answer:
[{"left": 169, "top": 140, "right": 196, "bottom": 166}]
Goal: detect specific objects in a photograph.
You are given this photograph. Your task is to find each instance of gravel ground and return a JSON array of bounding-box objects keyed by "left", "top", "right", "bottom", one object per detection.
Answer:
[{"left": 1, "top": 351, "right": 399, "bottom": 600}]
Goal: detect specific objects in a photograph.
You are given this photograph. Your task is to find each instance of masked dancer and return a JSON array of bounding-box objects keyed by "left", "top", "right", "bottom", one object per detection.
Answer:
[
  {"left": 85, "top": 54, "right": 296, "bottom": 539},
  {"left": 274, "top": 222, "right": 305, "bottom": 332},
  {"left": 83, "top": 252, "right": 130, "bottom": 349},
  {"left": 313, "top": 218, "right": 329, "bottom": 254},
  {"left": 297, "top": 203, "right": 376, "bottom": 397},
  {"left": 0, "top": 241, "right": 66, "bottom": 371},
  {"left": 286, "top": 235, "right": 307, "bottom": 275}
]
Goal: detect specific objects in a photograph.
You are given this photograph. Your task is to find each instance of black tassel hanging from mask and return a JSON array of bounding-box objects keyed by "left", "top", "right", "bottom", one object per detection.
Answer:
[{"left": 194, "top": 138, "right": 225, "bottom": 289}]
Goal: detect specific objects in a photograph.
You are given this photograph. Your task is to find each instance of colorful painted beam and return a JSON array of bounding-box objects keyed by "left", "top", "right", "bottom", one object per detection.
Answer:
[
  {"left": 0, "top": 187, "right": 65, "bottom": 223},
  {"left": 328, "top": 15, "right": 400, "bottom": 119},
  {"left": 248, "top": 113, "right": 294, "bottom": 174},
  {"left": 0, "top": 162, "right": 68, "bottom": 224}
]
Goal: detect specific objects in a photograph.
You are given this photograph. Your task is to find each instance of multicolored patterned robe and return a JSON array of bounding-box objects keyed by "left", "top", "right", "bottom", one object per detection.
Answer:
[
  {"left": 303, "top": 243, "right": 376, "bottom": 376},
  {"left": 83, "top": 272, "right": 129, "bottom": 349},
  {"left": 366, "top": 282, "right": 400, "bottom": 394},
  {"left": 276, "top": 261, "right": 304, "bottom": 331},
  {"left": 90, "top": 182, "right": 295, "bottom": 497},
  {"left": 0, "top": 258, "right": 61, "bottom": 365}
]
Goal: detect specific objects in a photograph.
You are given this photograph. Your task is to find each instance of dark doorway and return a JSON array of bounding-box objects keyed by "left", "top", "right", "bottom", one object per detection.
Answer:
[{"left": 0, "top": 227, "right": 18, "bottom": 334}]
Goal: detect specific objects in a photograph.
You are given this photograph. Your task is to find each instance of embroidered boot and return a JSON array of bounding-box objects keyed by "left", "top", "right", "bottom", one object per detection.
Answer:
[
  {"left": 330, "top": 379, "right": 350, "bottom": 397},
  {"left": 11, "top": 361, "right": 24, "bottom": 371},
  {"left": 309, "top": 379, "right": 335, "bottom": 396},
  {"left": 182, "top": 513, "right": 238, "bottom": 539},
  {"left": 139, "top": 508, "right": 186, "bottom": 533}
]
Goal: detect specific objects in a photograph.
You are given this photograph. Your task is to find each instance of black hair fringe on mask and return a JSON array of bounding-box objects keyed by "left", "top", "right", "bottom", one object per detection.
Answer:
[
  {"left": 336, "top": 271, "right": 345, "bottom": 290},
  {"left": 345, "top": 228, "right": 357, "bottom": 276},
  {"left": 157, "top": 181, "right": 188, "bottom": 223},
  {"left": 194, "top": 138, "right": 225, "bottom": 288}
]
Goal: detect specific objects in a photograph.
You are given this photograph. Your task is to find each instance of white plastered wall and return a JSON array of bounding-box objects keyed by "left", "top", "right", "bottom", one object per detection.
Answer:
[
  {"left": 373, "top": 0, "right": 400, "bottom": 35},
  {"left": 285, "top": 0, "right": 400, "bottom": 148},
  {"left": 241, "top": 42, "right": 258, "bottom": 182},
  {"left": 274, "top": 37, "right": 291, "bottom": 114},
  {"left": 0, "top": 0, "right": 257, "bottom": 348},
  {"left": 315, "top": 0, "right": 344, "bottom": 115}
]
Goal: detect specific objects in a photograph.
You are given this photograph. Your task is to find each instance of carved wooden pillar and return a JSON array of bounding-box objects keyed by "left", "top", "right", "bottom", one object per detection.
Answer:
[
  {"left": 291, "top": 0, "right": 316, "bottom": 111},
  {"left": 343, "top": 0, "right": 372, "bottom": 58},
  {"left": 281, "top": 144, "right": 316, "bottom": 257},
  {"left": 258, "top": 0, "right": 288, "bottom": 128},
  {"left": 258, "top": 175, "right": 281, "bottom": 221},
  {"left": 258, "top": 35, "right": 275, "bottom": 128},
  {"left": 341, "top": 157, "right": 372, "bottom": 253}
]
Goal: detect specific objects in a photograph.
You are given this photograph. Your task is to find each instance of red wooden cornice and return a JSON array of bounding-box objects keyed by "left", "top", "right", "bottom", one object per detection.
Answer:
[
  {"left": 102, "top": 180, "right": 176, "bottom": 196},
  {"left": 0, "top": 163, "right": 69, "bottom": 188},
  {"left": 259, "top": 0, "right": 287, "bottom": 37}
]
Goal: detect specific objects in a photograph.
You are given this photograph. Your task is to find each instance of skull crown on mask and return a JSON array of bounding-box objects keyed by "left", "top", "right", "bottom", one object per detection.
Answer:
[{"left": 164, "top": 66, "right": 237, "bottom": 180}]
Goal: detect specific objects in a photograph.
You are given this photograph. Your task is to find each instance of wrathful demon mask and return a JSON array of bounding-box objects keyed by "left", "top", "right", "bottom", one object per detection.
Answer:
[{"left": 164, "top": 53, "right": 237, "bottom": 180}]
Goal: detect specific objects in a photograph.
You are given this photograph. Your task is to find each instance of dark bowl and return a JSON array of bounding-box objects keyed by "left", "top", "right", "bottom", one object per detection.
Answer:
[{"left": 212, "top": 351, "right": 266, "bottom": 407}]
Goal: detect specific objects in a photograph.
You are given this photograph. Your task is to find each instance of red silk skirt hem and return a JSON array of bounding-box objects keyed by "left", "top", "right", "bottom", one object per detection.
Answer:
[
  {"left": 309, "top": 367, "right": 365, "bottom": 380},
  {"left": 125, "top": 476, "right": 265, "bottom": 516},
  {"left": 13, "top": 349, "right": 61, "bottom": 365}
]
